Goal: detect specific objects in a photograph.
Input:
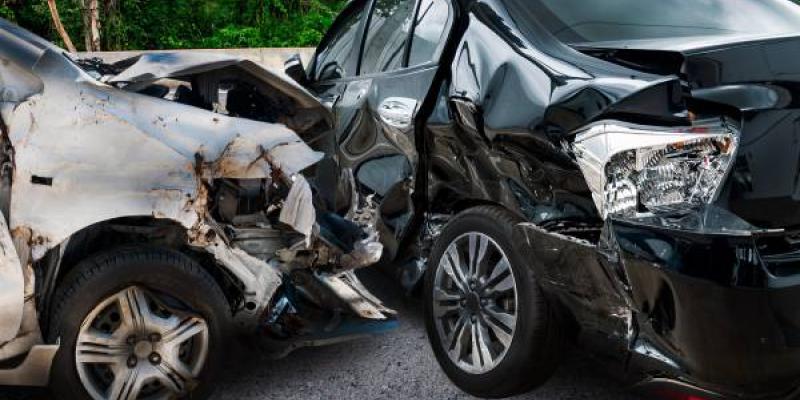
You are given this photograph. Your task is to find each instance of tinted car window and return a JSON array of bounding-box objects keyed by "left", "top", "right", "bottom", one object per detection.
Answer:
[
  {"left": 313, "top": 4, "right": 367, "bottom": 81},
  {"left": 408, "top": 0, "right": 451, "bottom": 67},
  {"left": 504, "top": 0, "right": 800, "bottom": 44},
  {"left": 360, "top": 0, "right": 417, "bottom": 74}
]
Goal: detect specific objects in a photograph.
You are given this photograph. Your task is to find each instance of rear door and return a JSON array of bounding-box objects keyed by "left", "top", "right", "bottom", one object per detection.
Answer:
[{"left": 334, "top": 0, "right": 454, "bottom": 258}]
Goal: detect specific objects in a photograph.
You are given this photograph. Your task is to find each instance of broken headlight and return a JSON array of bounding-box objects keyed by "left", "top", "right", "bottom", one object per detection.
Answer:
[{"left": 573, "top": 119, "right": 738, "bottom": 218}]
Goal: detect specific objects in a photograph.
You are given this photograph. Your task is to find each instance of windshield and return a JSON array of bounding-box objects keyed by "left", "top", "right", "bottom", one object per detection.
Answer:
[{"left": 504, "top": 0, "right": 800, "bottom": 44}]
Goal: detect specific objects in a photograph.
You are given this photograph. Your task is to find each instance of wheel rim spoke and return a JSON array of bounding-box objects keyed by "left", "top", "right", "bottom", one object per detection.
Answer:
[
  {"left": 162, "top": 317, "right": 207, "bottom": 348},
  {"left": 107, "top": 367, "right": 144, "bottom": 400},
  {"left": 76, "top": 329, "right": 128, "bottom": 366},
  {"left": 483, "top": 259, "right": 514, "bottom": 295},
  {"left": 475, "top": 318, "right": 495, "bottom": 366},
  {"left": 468, "top": 234, "right": 489, "bottom": 279},
  {"left": 155, "top": 357, "right": 195, "bottom": 394},
  {"left": 441, "top": 248, "right": 469, "bottom": 294},
  {"left": 483, "top": 312, "right": 514, "bottom": 348},
  {"left": 433, "top": 231, "right": 518, "bottom": 374},
  {"left": 117, "top": 287, "right": 153, "bottom": 335},
  {"left": 432, "top": 288, "right": 462, "bottom": 318},
  {"left": 484, "top": 305, "right": 516, "bottom": 333},
  {"left": 469, "top": 320, "right": 480, "bottom": 368},
  {"left": 473, "top": 235, "right": 490, "bottom": 280},
  {"left": 447, "top": 313, "right": 469, "bottom": 357}
]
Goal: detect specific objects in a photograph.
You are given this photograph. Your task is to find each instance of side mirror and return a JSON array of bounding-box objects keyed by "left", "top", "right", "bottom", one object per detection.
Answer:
[{"left": 284, "top": 53, "right": 309, "bottom": 87}]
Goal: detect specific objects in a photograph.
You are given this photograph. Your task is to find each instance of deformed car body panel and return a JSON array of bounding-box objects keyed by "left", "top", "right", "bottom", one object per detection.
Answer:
[
  {"left": 107, "top": 52, "right": 322, "bottom": 108},
  {"left": 10, "top": 50, "right": 323, "bottom": 246},
  {"left": 4, "top": 49, "right": 324, "bottom": 319}
]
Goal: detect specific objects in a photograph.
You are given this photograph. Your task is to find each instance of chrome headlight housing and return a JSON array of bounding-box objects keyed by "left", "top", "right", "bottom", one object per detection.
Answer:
[{"left": 573, "top": 119, "right": 739, "bottom": 219}]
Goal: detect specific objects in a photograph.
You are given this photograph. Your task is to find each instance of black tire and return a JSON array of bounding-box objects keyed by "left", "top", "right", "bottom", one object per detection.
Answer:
[
  {"left": 48, "top": 247, "right": 231, "bottom": 400},
  {"left": 423, "top": 206, "right": 561, "bottom": 398}
]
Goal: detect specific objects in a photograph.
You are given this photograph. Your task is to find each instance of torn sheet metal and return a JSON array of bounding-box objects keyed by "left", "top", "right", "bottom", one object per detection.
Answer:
[
  {"left": 279, "top": 175, "right": 316, "bottom": 240},
  {"left": 319, "top": 271, "right": 395, "bottom": 320},
  {"left": 202, "top": 234, "right": 283, "bottom": 321},
  {"left": 108, "top": 52, "right": 324, "bottom": 111}
]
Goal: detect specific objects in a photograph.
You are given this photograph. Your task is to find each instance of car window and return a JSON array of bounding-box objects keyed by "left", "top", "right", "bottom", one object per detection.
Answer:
[
  {"left": 408, "top": 0, "right": 451, "bottom": 67},
  {"left": 313, "top": 3, "right": 367, "bottom": 81},
  {"left": 360, "top": 0, "right": 417, "bottom": 74}
]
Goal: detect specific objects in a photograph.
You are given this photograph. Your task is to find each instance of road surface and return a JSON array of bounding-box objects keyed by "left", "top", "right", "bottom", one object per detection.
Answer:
[{"left": 0, "top": 269, "right": 645, "bottom": 400}]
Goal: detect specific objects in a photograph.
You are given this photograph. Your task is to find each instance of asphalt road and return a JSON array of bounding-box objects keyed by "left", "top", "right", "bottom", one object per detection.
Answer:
[{"left": 0, "top": 269, "right": 645, "bottom": 400}]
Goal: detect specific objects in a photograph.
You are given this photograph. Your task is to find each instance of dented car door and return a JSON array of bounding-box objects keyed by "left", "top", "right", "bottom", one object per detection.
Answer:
[{"left": 310, "top": 0, "right": 454, "bottom": 261}]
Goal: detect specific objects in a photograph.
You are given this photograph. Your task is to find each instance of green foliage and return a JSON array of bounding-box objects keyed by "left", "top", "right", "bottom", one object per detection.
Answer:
[{"left": 0, "top": 0, "right": 347, "bottom": 50}]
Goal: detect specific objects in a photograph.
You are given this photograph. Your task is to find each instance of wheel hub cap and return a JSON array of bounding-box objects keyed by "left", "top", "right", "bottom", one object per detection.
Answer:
[
  {"left": 75, "top": 286, "right": 210, "bottom": 400},
  {"left": 132, "top": 341, "right": 153, "bottom": 360},
  {"left": 432, "top": 232, "right": 519, "bottom": 374},
  {"left": 465, "top": 292, "right": 481, "bottom": 314}
]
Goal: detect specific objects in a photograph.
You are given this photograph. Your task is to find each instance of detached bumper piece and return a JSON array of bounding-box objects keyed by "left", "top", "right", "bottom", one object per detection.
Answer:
[{"left": 514, "top": 212, "right": 800, "bottom": 400}]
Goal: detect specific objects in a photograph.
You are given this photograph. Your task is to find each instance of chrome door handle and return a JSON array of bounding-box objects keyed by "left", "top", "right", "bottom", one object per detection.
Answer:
[{"left": 378, "top": 97, "right": 418, "bottom": 130}]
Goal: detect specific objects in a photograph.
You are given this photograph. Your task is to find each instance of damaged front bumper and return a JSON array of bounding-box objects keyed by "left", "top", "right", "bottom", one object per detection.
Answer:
[{"left": 513, "top": 206, "right": 800, "bottom": 400}]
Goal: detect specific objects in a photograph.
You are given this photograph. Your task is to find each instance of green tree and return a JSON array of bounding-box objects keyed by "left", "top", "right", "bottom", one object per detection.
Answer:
[{"left": 0, "top": 0, "right": 347, "bottom": 50}]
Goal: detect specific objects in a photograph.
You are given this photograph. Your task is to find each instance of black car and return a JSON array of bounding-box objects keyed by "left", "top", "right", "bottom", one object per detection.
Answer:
[{"left": 286, "top": 0, "right": 800, "bottom": 398}]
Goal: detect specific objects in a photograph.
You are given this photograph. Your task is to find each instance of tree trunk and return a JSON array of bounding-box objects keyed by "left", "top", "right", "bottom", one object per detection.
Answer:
[
  {"left": 81, "top": 0, "right": 101, "bottom": 52},
  {"left": 88, "top": 0, "right": 101, "bottom": 51},
  {"left": 46, "top": 0, "right": 77, "bottom": 53}
]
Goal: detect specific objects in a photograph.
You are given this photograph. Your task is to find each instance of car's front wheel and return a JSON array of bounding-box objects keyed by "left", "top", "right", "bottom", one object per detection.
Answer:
[
  {"left": 424, "top": 206, "right": 561, "bottom": 398},
  {"left": 48, "top": 247, "right": 230, "bottom": 400}
]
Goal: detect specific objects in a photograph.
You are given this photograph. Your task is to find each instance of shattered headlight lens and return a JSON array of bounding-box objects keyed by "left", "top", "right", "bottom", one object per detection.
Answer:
[{"left": 574, "top": 120, "right": 738, "bottom": 218}]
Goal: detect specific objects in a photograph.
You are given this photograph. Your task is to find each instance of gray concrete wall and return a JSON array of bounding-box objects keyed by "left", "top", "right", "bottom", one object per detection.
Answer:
[{"left": 79, "top": 47, "right": 315, "bottom": 71}]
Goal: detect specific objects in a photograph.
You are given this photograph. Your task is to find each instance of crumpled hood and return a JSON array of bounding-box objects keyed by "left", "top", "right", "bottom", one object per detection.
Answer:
[
  {"left": 109, "top": 52, "right": 327, "bottom": 111},
  {"left": 83, "top": 81, "right": 324, "bottom": 178}
]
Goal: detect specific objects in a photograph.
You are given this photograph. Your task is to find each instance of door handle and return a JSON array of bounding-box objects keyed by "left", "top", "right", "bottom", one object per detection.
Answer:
[{"left": 378, "top": 97, "right": 418, "bottom": 130}]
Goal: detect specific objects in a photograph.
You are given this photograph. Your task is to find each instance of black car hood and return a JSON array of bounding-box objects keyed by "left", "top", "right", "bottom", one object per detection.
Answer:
[
  {"left": 572, "top": 33, "right": 800, "bottom": 54},
  {"left": 573, "top": 33, "right": 800, "bottom": 88}
]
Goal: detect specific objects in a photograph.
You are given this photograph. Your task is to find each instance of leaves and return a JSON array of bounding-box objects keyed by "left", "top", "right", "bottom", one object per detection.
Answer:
[{"left": 1, "top": 0, "right": 347, "bottom": 50}]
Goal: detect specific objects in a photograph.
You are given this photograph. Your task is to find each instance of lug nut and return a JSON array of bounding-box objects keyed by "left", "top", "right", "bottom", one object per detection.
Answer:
[
  {"left": 126, "top": 355, "right": 137, "bottom": 368},
  {"left": 126, "top": 336, "right": 137, "bottom": 345},
  {"left": 149, "top": 333, "right": 161, "bottom": 342},
  {"left": 148, "top": 352, "right": 162, "bottom": 365}
]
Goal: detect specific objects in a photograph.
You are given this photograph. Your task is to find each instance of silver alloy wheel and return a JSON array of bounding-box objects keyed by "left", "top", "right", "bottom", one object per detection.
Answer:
[
  {"left": 433, "top": 232, "right": 518, "bottom": 374},
  {"left": 75, "top": 286, "right": 210, "bottom": 400}
]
